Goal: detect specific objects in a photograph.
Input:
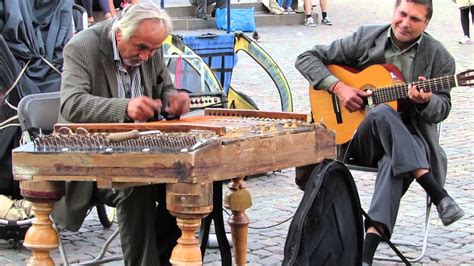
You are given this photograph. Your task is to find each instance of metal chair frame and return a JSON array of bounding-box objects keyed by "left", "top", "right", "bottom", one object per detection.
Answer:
[
  {"left": 17, "top": 92, "right": 122, "bottom": 265},
  {"left": 344, "top": 163, "right": 432, "bottom": 263}
]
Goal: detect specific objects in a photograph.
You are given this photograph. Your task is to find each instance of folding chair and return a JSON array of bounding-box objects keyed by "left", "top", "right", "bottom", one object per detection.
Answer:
[
  {"left": 16, "top": 92, "right": 120, "bottom": 265},
  {"left": 338, "top": 123, "right": 439, "bottom": 264}
]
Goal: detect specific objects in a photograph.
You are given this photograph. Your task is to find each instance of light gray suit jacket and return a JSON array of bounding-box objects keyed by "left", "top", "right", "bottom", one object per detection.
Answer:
[
  {"left": 53, "top": 19, "right": 176, "bottom": 231},
  {"left": 296, "top": 24, "right": 455, "bottom": 186}
]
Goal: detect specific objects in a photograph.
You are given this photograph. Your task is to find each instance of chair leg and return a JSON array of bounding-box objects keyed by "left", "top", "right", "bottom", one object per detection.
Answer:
[
  {"left": 55, "top": 220, "right": 122, "bottom": 265},
  {"left": 374, "top": 194, "right": 432, "bottom": 263},
  {"left": 54, "top": 223, "right": 70, "bottom": 266},
  {"left": 77, "top": 228, "right": 122, "bottom": 265}
]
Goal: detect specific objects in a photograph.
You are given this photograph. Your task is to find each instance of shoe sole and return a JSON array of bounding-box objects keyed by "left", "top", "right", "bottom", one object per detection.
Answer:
[{"left": 442, "top": 210, "right": 465, "bottom": 226}]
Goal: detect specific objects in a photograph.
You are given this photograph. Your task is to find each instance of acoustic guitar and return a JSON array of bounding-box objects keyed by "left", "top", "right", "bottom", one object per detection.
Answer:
[{"left": 309, "top": 64, "right": 474, "bottom": 144}]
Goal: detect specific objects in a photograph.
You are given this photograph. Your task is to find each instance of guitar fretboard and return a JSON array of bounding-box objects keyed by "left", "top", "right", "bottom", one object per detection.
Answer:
[{"left": 372, "top": 76, "right": 456, "bottom": 104}]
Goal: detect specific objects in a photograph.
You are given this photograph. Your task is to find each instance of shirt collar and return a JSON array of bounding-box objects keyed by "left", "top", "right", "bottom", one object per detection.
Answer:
[{"left": 110, "top": 24, "right": 122, "bottom": 62}]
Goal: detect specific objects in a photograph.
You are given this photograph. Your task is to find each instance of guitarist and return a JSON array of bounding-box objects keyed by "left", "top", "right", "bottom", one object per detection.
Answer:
[{"left": 296, "top": 0, "right": 464, "bottom": 265}]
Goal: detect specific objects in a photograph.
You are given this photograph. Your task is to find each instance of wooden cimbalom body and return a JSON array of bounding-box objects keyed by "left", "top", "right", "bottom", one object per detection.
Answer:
[{"left": 12, "top": 109, "right": 336, "bottom": 266}]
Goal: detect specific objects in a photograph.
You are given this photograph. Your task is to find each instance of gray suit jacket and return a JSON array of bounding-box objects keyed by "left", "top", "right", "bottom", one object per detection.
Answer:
[
  {"left": 53, "top": 19, "right": 176, "bottom": 231},
  {"left": 296, "top": 24, "right": 455, "bottom": 186}
]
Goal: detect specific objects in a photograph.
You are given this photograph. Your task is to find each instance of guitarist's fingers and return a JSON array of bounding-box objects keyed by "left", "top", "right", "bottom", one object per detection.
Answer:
[
  {"left": 408, "top": 84, "right": 431, "bottom": 103},
  {"left": 342, "top": 98, "right": 363, "bottom": 112},
  {"left": 419, "top": 89, "right": 432, "bottom": 103}
]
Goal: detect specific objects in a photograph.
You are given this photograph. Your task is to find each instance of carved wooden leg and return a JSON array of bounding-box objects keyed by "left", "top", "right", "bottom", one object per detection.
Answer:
[
  {"left": 20, "top": 181, "right": 64, "bottom": 266},
  {"left": 167, "top": 182, "right": 213, "bottom": 265},
  {"left": 224, "top": 176, "right": 252, "bottom": 266}
]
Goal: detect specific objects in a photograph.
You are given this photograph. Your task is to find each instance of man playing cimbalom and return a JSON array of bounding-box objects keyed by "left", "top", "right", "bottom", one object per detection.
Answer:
[
  {"left": 296, "top": 0, "right": 464, "bottom": 264},
  {"left": 53, "top": 3, "right": 189, "bottom": 265}
]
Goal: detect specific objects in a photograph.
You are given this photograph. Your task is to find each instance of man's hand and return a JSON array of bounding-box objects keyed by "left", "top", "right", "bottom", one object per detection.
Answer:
[
  {"left": 408, "top": 76, "right": 432, "bottom": 104},
  {"left": 127, "top": 96, "right": 162, "bottom": 122},
  {"left": 166, "top": 91, "right": 190, "bottom": 116},
  {"left": 332, "top": 82, "right": 372, "bottom": 112}
]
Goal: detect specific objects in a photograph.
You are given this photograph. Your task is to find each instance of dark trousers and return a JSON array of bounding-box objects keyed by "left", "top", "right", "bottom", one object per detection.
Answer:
[
  {"left": 96, "top": 184, "right": 181, "bottom": 266},
  {"left": 460, "top": 6, "right": 474, "bottom": 37},
  {"left": 347, "top": 104, "right": 429, "bottom": 237},
  {"left": 189, "top": 0, "right": 227, "bottom": 16}
]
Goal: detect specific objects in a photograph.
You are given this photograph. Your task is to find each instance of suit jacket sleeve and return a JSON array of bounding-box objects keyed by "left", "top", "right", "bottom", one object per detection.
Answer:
[
  {"left": 60, "top": 36, "right": 130, "bottom": 123},
  {"left": 414, "top": 38, "right": 455, "bottom": 124},
  {"left": 295, "top": 26, "right": 371, "bottom": 89}
]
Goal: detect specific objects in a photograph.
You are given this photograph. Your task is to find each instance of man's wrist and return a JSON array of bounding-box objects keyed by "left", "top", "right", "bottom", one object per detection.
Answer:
[
  {"left": 330, "top": 81, "right": 342, "bottom": 95},
  {"left": 124, "top": 102, "right": 133, "bottom": 122}
]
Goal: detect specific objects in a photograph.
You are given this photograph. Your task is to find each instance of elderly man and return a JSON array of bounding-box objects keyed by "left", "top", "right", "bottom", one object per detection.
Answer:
[
  {"left": 53, "top": 3, "right": 189, "bottom": 265},
  {"left": 296, "top": 0, "right": 464, "bottom": 264}
]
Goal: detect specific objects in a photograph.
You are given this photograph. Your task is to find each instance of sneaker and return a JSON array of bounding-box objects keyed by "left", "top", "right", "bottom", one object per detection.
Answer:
[
  {"left": 304, "top": 17, "right": 316, "bottom": 27},
  {"left": 321, "top": 17, "right": 333, "bottom": 25},
  {"left": 284, "top": 7, "right": 296, "bottom": 14},
  {"left": 458, "top": 35, "right": 472, "bottom": 44}
]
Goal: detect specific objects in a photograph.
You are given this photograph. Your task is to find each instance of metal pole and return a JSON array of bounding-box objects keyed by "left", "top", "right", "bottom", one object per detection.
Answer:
[{"left": 226, "top": 0, "right": 231, "bottom": 33}]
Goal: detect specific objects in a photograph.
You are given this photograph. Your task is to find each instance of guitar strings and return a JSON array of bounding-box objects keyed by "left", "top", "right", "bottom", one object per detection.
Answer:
[{"left": 371, "top": 76, "right": 456, "bottom": 104}]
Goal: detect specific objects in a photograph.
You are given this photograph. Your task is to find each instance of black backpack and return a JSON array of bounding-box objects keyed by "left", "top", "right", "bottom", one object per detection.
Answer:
[{"left": 283, "top": 159, "right": 363, "bottom": 266}]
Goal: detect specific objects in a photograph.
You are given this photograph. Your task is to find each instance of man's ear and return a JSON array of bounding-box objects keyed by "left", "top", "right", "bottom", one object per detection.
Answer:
[{"left": 116, "top": 29, "right": 123, "bottom": 42}]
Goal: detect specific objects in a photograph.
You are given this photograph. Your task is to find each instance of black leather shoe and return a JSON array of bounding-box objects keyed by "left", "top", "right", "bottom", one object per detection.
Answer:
[{"left": 437, "top": 196, "right": 464, "bottom": 226}]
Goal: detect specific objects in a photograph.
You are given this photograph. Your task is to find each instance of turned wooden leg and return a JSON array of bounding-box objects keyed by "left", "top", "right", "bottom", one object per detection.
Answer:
[
  {"left": 20, "top": 181, "right": 64, "bottom": 266},
  {"left": 167, "top": 182, "right": 213, "bottom": 265},
  {"left": 224, "top": 176, "right": 252, "bottom": 266}
]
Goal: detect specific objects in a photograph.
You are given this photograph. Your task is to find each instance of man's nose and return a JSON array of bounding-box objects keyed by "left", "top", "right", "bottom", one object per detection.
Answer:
[
  {"left": 138, "top": 49, "right": 156, "bottom": 62},
  {"left": 138, "top": 52, "right": 150, "bottom": 61},
  {"left": 401, "top": 17, "right": 411, "bottom": 28}
]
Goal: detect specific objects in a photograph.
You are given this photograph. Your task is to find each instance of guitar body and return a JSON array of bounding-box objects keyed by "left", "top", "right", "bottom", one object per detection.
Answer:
[{"left": 310, "top": 64, "right": 402, "bottom": 145}]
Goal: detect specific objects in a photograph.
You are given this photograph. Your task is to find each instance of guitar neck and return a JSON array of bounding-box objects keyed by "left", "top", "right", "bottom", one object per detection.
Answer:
[{"left": 372, "top": 75, "right": 457, "bottom": 104}]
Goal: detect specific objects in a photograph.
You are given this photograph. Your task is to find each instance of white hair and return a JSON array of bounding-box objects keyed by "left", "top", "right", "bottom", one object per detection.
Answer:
[{"left": 112, "top": 3, "right": 173, "bottom": 41}]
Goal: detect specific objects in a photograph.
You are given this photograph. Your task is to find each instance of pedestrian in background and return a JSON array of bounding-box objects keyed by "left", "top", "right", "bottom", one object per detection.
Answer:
[
  {"left": 189, "top": 0, "right": 226, "bottom": 19},
  {"left": 279, "top": 0, "right": 296, "bottom": 14},
  {"left": 303, "top": 0, "right": 332, "bottom": 27},
  {"left": 455, "top": 0, "right": 473, "bottom": 44},
  {"left": 79, "top": 0, "right": 114, "bottom": 26}
]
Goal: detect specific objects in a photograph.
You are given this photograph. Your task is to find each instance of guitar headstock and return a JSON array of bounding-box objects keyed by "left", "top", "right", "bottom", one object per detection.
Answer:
[{"left": 456, "top": 69, "right": 474, "bottom": 87}]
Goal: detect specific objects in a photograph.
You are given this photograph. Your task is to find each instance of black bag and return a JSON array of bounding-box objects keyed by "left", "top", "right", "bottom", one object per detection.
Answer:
[{"left": 283, "top": 159, "right": 363, "bottom": 265}]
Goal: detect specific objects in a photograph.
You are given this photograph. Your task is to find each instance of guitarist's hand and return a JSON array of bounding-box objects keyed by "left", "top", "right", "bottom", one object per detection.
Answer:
[
  {"left": 333, "top": 82, "right": 372, "bottom": 112},
  {"left": 408, "top": 76, "right": 432, "bottom": 104}
]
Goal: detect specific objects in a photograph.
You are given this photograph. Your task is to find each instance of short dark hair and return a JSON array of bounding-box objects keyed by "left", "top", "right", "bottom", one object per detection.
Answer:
[{"left": 395, "top": 0, "right": 433, "bottom": 20}]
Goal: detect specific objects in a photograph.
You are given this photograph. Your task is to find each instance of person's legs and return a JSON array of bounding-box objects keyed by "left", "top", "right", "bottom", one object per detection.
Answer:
[
  {"left": 319, "top": 0, "right": 332, "bottom": 25},
  {"left": 155, "top": 184, "right": 181, "bottom": 265},
  {"left": 351, "top": 104, "right": 464, "bottom": 263},
  {"left": 108, "top": 0, "right": 117, "bottom": 17},
  {"left": 97, "top": 0, "right": 113, "bottom": 19},
  {"left": 193, "top": 0, "right": 208, "bottom": 19},
  {"left": 461, "top": 7, "right": 470, "bottom": 37},
  {"left": 282, "top": 0, "right": 295, "bottom": 13},
  {"left": 210, "top": 0, "right": 227, "bottom": 17},
  {"left": 117, "top": 185, "right": 160, "bottom": 266},
  {"left": 459, "top": 7, "right": 472, "bottom": 44},
  {"left": 303, "top": 0, "right": 315, "bottom": 26},
  {"left": 81, "top": 0, "right": 94, "bottom": 24},
  {"left": 471, "top": 6, "right": 474, "bottom": 26}
]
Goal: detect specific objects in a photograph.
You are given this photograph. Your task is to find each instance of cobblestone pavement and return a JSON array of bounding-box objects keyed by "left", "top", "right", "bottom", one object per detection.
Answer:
[{"left": 1, "top": 0, "right": 473, "bottom": 265}]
